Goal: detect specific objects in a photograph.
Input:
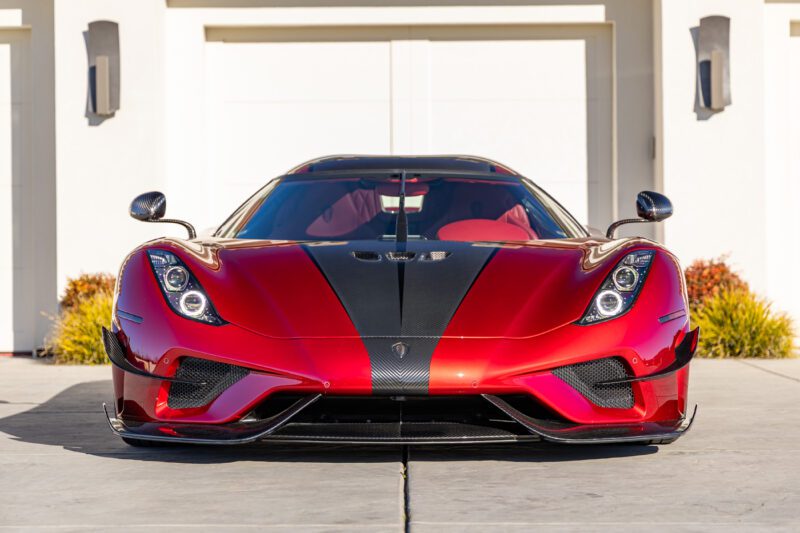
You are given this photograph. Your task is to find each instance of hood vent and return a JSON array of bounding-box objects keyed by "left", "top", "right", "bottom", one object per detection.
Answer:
[
  {"left": 419, "top": 251, "right": 451, "bottom": 262},
  {"left": 385, "top": 251, "right": 416, "bottom": 262},
  {"left": 351, "top": 250, "right": 452, "bottom": 263},
  {"left": 351, "top": 251, "right": 381, "bottom": 262}
]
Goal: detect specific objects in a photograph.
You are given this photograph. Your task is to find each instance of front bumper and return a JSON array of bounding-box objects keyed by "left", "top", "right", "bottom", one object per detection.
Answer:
[{"left": 104, "top": 395, "right": 696, "bottom": 446}]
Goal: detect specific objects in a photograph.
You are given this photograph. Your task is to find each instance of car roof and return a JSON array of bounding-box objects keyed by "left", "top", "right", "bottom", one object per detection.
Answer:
[{"left": 286, "top": 155, "right": 520, "bottom": 176}]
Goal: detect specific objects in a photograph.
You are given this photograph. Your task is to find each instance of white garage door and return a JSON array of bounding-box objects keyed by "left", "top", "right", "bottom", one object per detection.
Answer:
[
  {"left": 204, "top": 25, "right": 612, "bottom": 229},
  {"left": 0, "top": 29, "right": 32, "bottom": 352}
]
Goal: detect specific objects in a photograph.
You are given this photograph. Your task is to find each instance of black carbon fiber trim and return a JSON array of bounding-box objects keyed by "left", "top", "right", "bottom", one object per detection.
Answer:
[
  {"left": 102, "top": 327, "right": 202, "bottom": 385},
  {"left": 129, "top": 191, "right": 166, "bottom": 220},
  {"left": 270, "top": 422, "right": 529, "bottom": 442},
  {"left": 304, "top": 241, "right": 495, "bottom": 394},
  {"left": 129, "top": 191, "right": 197, "bottom": 238},
  {"left": 105, "top": 395, "right": 321, "bottom": 445},
  {"left": 483, "top": 395, "right": 696, "bottom": 444},
  {"left": 551, "top": 357, "right": 634, "bottom": 409},
  {"left": 167, "top": 357, "right": 249, "bottom": 409}
]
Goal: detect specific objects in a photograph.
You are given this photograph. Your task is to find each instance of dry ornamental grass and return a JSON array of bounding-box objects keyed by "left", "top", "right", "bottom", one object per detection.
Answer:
[
  {"left": 45, "top": 274, "right": 115, "bottom": 364},
  {"left": 693, "top": 288, "right": 795, "bottom": 359}
]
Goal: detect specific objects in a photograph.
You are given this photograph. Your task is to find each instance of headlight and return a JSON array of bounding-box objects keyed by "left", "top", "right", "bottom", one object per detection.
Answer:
[
  {"left": 165, "top": 266, "right": 190, "bottom": 292},
  {"left": 579, "top": 250, "right": 654, "bottom": 324},
  {"left": 147, "top": 250, "right": 225, "bottom": 325}
]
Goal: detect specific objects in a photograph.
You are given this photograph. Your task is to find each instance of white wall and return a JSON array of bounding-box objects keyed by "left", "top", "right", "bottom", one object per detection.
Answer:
[
  {"left": 4, "top": 0, "right": 660, "bottom": 350},
  {"left": 164, "top": 1, "right": 654, "bottom": 236},
  {"left": 14, "top": 0, "right": 800, "bottom": 350},
  {"left": 53, "top": 0, "right": 169, "bottom": 298},
  {"left": 655, "top": 0, "right": 767, "bottom": 291},
  {"left": 764, "top": 2, "right": 800, "bottom": 325}
]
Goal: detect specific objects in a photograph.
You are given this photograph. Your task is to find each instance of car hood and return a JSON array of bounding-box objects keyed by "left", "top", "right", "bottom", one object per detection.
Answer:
[{"left": 165, "top": 237, "right": 653, "bottom": 340}]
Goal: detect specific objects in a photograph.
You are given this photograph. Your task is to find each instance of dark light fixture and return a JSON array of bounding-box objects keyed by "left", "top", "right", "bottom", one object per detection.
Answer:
[
  {"left": 698, "top": 15, "right": 731, "bottom": 111},
  {"left": 87, "top": 20, "right": 120, "bottom": 117}
]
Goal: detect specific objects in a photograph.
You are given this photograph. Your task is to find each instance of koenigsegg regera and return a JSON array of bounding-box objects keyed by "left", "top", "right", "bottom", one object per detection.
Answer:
[{"left": 104, "top": 155, "right": 697, "bottom": 446}]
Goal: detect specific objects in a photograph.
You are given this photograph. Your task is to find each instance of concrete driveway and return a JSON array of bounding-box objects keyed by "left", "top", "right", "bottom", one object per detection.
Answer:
[{"left": 0, "top": 357, "right": 798, "bottom": 532}]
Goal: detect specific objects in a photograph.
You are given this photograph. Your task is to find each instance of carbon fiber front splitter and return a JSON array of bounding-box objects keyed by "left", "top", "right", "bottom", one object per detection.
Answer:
[
  {"left": 104, "top": 395, "right": 696, "bottom": 446},
  {"left": 103, "top": 395, "right": 321, "bottom": 445},
  {"left": 483, "top": 395, "right": 697, "bottom": 445}
]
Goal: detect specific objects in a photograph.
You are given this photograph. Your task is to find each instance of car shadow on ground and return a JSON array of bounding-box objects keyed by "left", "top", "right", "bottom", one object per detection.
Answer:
[{"left": 0, "top": 380, "right": 658, "bottom": 463}]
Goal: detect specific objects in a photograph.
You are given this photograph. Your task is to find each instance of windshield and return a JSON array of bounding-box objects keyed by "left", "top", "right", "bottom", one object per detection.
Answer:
[{"left": 216, "top": 174, "right": 586, "bottom": 241}]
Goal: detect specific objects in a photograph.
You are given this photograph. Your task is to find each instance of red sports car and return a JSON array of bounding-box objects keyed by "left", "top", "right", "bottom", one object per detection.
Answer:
[{"left": 103, "top": 155, "right": 697, "bottom": 446}]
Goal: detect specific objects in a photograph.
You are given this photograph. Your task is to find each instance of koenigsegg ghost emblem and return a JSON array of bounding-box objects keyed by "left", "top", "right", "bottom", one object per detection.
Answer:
[{"left": 392, "top": 342, "right": 410, "bottom": 359}]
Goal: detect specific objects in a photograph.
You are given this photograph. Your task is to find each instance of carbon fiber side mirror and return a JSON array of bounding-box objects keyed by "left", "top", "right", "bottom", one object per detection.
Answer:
[
  {"left": 130, "top": 191, "right": 196, "bottom": 239},
  {"left": 130, "top": 191, "right": 166, "bottom": 221}
]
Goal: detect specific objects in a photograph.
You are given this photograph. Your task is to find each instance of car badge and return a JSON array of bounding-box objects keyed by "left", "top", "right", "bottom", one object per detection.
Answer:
[{"left": 392, "top": 342, "right": 410, "bottom": 359}]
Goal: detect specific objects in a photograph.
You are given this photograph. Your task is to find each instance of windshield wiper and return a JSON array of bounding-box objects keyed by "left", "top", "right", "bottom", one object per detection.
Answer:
[{"left": 395, "top": 170, "right": 408, "bottom": 243}]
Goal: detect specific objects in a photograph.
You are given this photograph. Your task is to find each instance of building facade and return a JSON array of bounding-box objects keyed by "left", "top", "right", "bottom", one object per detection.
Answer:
[{"left": 1, "top": 0, "right": 799, "bottom": 352}]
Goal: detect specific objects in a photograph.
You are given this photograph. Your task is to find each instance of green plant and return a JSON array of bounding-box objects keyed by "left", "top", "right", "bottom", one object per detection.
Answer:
[
  {"left": 694, "top": 288, "right": 795, "bottom": 359},
  {"left": 46, "top": 289, "right": 114, "bottom": 365},
  {"left": 60, "top": 273, "right": 116, "bottom": 310},
  {"left": 684, "top": 257, "right": 748, "bottom": 312}
]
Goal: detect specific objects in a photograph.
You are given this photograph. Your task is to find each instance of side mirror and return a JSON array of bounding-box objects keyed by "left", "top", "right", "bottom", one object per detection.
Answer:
[
  {"left": 130, "top": 191, "right": 196, "bottom": 239},
  {"left": 606, "top": 191, "right": 673, "bottom": 238},
  {"left": 636, "top": 191, "right": 673, "bottom": 222},
  {"left": 130, "top": 191, "right": 166, "bottom": 221}
]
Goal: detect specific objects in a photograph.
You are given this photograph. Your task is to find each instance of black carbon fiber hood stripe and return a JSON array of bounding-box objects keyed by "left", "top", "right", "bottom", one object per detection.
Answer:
[{"left": 303, "top": 241, "right": 495, "bottom": 394}]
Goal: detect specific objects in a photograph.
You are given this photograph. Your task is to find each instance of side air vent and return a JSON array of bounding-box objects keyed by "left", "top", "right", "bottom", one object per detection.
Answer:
[
  {"left": 418, "top": 251, "right": 451, "bottom": 262},
  {"left": 167, "top": 357, "right": 249, "bottom": 409},
  {"left": 385, "top": 251, "right": 416, "bottom": 262},
  {"left": 551, "top": 357, "right": 634, "bottom": 409},
  {"left": 351, "top": 251, "right": 381, "bottom": 262}
]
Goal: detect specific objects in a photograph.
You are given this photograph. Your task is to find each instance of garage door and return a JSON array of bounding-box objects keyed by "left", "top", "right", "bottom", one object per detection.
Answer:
[
  {"left": 0, "top": 29, "right": 32, "bottom": 352},
  {"left": 204, "top": 25, "right": 612, "bottom": 229}
]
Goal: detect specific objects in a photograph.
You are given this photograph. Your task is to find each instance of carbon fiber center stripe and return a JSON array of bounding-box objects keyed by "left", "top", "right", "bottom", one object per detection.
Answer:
[{"left": 303, "top": 241, "right": 495, "bottom": 394}]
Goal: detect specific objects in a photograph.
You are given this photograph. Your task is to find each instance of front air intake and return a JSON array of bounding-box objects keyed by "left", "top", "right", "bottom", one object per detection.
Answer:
[
  {"left": 551, "top": 357, "right": 634, "bottom": 409},
  {"left": 167, "top": 357, "right": 249, "bottom": 409}
]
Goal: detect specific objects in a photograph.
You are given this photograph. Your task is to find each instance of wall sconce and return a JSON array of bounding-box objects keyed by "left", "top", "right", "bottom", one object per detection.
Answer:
[
  {"left": 698, "top": 15, "right": 731, "bottom": 111},
  {"left": 87, "top": 20, "right": 120, "bottom": 117}
]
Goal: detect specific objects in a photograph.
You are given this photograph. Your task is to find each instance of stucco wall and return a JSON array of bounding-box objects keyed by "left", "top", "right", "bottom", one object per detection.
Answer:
[
  {"left": 656, "top": 0, "right": 800, "bottom": 326},
  {"left": 764, "top": 1, "right": 800, "bottom": 327},
  {"left": 53, "top": 0, "right": 168, "bottom": 297},
  {"left": 163, "top": 1, "right": 655, "bottom": 239},
  {"left": 655, "top": 0, "right": 767, "bottom": 289},
  {"left": 5, "top": 0, "right": 798, "bottom": 351}
]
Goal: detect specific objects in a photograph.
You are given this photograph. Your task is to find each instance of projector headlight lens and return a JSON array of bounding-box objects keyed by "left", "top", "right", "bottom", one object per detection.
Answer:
[
  {"left": 596, "top": 290, "right": 624, "bottom": 316},
  {"left": 165, "top": 266, "right": 190, "bottom": 292},
  {"left": 579, "top": 250, "right": 654, "bottom": 325},
  {"left": 179, "top": 290, "right": 207, "bottom": 317},
  {"left": 612, "top": 266, "right": 638, "bottom": 292},
  {"left": 147, "top": 250, "right": 224, "bottom": 325}
]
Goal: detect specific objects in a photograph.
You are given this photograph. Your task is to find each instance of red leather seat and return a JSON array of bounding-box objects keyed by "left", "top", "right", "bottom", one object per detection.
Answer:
[
  {"left": 497, "top": 204, "right": 538, "bottom": 239},
  {"left": 437, "top": 219, "right": 533, "bottom": 242}
]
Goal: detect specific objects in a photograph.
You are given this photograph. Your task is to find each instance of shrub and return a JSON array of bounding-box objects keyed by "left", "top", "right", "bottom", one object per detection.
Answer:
[
  {"left": 60, "top": 273, "right": 116, "bottom": 310},
  {"left": 45, "top": 273, "right": 116, "bottom": 364},
  {"left": 46, "top": 291, "right": 114, "bottom": 364},
  {"left": 693, "top": 288, "right": 795, "bottom": 359},
  {"left": 684, "top": 257, "right": 748, "bottom": 312}
]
